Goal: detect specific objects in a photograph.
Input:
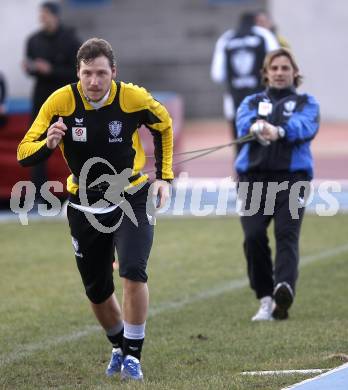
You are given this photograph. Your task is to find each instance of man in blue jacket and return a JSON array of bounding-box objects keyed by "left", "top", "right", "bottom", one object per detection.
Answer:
[{"left": 235, "top": 48, "right": 320, "bottom": 321}]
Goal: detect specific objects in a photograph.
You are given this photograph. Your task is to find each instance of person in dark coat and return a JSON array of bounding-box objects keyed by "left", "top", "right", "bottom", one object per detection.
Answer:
[
  {"left": 23, "top": 1, "right": 81, "bottom": 199},
  {"left": 0, "top": 72, "right": 7, "bottom": 127}
]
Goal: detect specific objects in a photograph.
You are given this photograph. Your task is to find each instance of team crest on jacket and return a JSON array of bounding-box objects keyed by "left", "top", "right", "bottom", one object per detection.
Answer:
[
  {"left": 108, "top": 120, "right": 123, "bottom": 143},
  {"left": 232, "top": 50, "right": 254, "bottom": 76},
  {"left": 230, "top": 50, "right": 257, "bottom": 88},
  {"left": 283, "top": 100, "right": 296, "bottom": 116}
]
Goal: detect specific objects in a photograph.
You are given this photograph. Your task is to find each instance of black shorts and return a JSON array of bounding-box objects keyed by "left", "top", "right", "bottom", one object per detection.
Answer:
[{"left": 67, "top": 183, "right": 154, "bottom": 304}]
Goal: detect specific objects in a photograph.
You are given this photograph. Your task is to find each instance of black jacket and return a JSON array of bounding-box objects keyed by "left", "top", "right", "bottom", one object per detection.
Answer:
[
  {"left": 0, "top": 72, "right": 6, "bottom": 105},
  {"left": 0, "top": 72, "right": 7, "bottom": 127},
  {"left": 25, "top": 25, "right": 81, "bottom": 119}
]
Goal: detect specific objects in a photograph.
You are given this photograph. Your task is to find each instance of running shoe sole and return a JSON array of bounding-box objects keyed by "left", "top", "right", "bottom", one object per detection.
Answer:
[{"left": 272, "top": 283, "right": 293, "bottom": 320}]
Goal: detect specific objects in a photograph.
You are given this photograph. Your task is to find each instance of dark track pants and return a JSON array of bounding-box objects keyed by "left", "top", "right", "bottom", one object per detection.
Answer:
[{"left": 238, "top": 176, "right": 307, "bottom": 299}]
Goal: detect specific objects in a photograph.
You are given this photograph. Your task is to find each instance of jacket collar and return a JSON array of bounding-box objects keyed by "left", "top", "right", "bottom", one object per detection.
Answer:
[{"left": 266, "top": 86, "right": 296, "bottom": 100}]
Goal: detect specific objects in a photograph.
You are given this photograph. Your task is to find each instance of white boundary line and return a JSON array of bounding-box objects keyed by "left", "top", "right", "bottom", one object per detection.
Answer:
[
  {"left": 241, "top": 369, "right": 331, "bottom": 376},
  {"left": 300, "top": 243, "right": 348, "bottom": 266},
  {"left": 0, "top": 244, "right": 347, "bottom": 368},
  {"left": 0, "top": 279, "right": 249, "bottom": 367},
  {"left": 282, "top": 362, "right": 348, "bottom": 389}
]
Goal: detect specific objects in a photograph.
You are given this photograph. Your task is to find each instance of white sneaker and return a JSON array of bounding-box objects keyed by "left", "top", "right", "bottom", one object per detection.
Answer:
[{"left": 251, "top": 296, "right": 273, "bottom": 321}]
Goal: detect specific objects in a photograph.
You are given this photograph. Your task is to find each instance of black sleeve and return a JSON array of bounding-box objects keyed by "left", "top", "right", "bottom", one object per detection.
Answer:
[{"left": 0, "top": 74, "right": 6, "bottom": 104}]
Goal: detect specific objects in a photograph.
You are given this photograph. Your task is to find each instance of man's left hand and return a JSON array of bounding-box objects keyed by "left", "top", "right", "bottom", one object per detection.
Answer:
[
  {"left": 34, "top": 58, "right": 52, "bottom": 75},
  {"left": 152, "top": 180, "right": 171, "bottom": 209}
]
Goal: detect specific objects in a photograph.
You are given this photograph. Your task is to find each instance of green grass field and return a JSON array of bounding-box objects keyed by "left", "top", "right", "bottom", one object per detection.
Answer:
[{"left": 1, "top": 214, "right": 348, "bottom": 389}]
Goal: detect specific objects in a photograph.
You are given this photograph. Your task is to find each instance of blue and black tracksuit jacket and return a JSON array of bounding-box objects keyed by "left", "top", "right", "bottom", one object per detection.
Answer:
[{"left": 235, "top": 87, "right": 320, "bottom": 180}]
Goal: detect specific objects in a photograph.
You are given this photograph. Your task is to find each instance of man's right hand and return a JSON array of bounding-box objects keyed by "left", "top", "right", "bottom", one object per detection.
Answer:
[
  {"left": 250, "top": 120, "right": 270, "bottom": 146},
  {"left": 261, "top": 122, "right": 280, "bottom": 141},
  {"left": 46, "top": 117, "right": 67, "bottom": 149}
]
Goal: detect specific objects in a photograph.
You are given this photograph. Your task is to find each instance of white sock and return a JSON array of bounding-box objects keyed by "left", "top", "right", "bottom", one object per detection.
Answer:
[{"left": 123, "top": 321, "right": 146, "bottom": 340}]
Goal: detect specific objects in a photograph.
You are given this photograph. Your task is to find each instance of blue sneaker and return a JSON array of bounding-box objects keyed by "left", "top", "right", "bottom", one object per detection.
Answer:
[
  {"left": 121, "top": 355, "right": 144, "bottom": 381},
  {"left": 105, "top": 348, "right": 123, "bottom": 377}
]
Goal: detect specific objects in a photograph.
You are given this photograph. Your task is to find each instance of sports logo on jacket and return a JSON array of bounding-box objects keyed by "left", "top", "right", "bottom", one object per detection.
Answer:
[
  {"left": 258, "top": 101, "right": 273, "bottom": 117},
  {"left": 72, "top": 126, "right": 87, "bottom": 142},
  {"left": 283, "top": 100, "right": 296, "bottom": 117},
  {"left": 75, "top": 117, "right": 84, "bottom": 125},
  {"left": 108, "top": 120, "right": 123, "bottom": 143}
]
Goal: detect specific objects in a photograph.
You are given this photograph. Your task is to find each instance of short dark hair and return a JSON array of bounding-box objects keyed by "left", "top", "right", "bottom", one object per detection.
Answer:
[
  {"left": 262, "top": 48, "right": 303, "bottom": 87},
  {"left": 41, "top": 1, "right": 61, "bottom": 17},
  {"left": 236, "top": 12, "right": 256, "bottom": 35},
  {"left": 76, "top": 38, "right": 116, "bottom": 70}
]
